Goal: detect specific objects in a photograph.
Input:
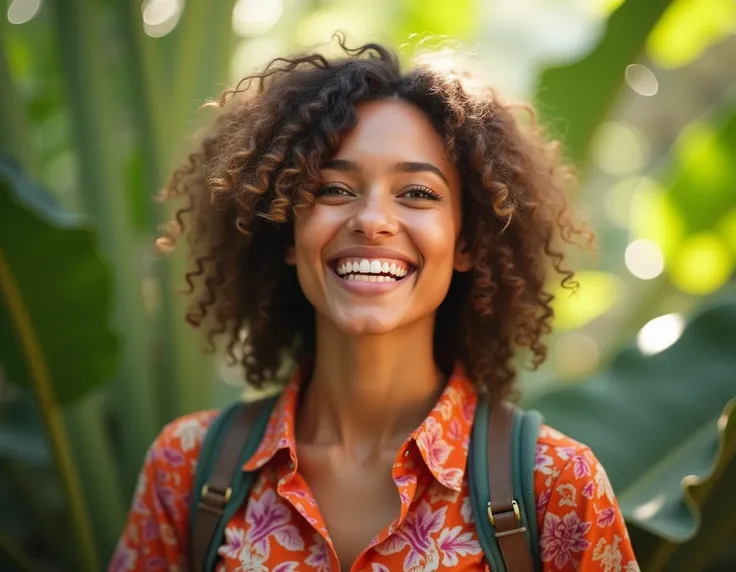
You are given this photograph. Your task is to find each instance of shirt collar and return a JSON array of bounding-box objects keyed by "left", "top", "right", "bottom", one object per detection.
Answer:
[{"left": 242, "top": 366, "right": 478, "bottom": 491}]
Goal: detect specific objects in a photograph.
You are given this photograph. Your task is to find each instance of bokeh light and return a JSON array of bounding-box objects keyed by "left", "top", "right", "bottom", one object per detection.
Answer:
[
  {"left": 625, "top": 239, "right": 665, "bottom": 280},
  {"left": 625, "top": 64, "right": 659, "bottom": 96},
  {"left": 554, "top": 332, "right": 600, "bottom": 378},
  {"left": 142, "top": 0, "right": 182, "bottom": 38},
  {"left": 7, "top": 0, "right": 41, "bottom": 25},
  {"left": 591, "top": 121, "right": 650, "bottom": 176},
  {"left": 553, "top": 271, "right": 621, "bottom": 331},
  {"left": 668, "top": 233, "right": 734, "bottom": 295},
  {"left": 637, "top": 313, "right": 685, "bottom": 355},
  {"left": 232, "top": 0, "right": 283, "bottom": 37},
  {"left": 604, "top": 176, "right": 655, "bottom": 228}
]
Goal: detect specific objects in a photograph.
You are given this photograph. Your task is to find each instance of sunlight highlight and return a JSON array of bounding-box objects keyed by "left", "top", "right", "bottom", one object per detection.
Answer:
[
  {"left": 625, "top": 64, "right": 659, "bottom": 96},
  {"left": 625, "top": 239, "right": 664, "bottom": 280},
  {"left": 669, "top": 233, "right": 733, "bottom": 295},
  {"left": 7, "top": 0, "right": 41, "bottom": 25},
  {"left": 233, "top": 0, "right": 283, "bottom": 37},
  {"left": 637, "top": 313, "right": 685, "bottom": 356},
  {"left": 142, "top": 0, "right": 182, "bottom": 38},
  {"left": 592, "top": 121, "right": 650, "bottom": 176}
]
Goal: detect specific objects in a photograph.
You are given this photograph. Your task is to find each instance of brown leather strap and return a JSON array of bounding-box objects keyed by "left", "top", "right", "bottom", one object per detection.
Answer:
[
  {"left": 487, "top": 401, "right": 535, "bottom": 572},
  {"left": 191, "top": 399, "right": 270, "bottom": 572}
]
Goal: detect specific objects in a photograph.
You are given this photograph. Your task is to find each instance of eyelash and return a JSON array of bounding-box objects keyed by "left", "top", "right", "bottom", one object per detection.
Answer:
[
  {"left": 399, "top": 185, "right": 442, "bottom": 201},
  {"left": 315, "top": 184, "right": 442, "bottom": 201}
]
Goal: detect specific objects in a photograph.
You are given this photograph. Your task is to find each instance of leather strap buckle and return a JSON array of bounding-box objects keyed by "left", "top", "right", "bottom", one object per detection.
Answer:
[
  {"left": 198, "top": 482, "right": 232, "bottom": 516},
  {"left": 487, "top": 499, "right": 527, "bottom": 538}
]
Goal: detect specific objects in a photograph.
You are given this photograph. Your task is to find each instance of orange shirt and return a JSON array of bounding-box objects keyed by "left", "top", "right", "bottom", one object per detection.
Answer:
[{"left": 111, "top": 369, "right": 638, "bottom": 571}]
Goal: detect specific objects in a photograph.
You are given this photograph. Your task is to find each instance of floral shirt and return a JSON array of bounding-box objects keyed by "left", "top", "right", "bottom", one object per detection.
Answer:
[{"left": 111, "top": 369, "right": 638, "bottom": 571}]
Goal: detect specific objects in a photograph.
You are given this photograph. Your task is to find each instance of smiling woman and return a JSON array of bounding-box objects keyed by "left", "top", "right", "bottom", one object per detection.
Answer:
[{"left": 112, "top": 38, "right": 638, "bottom": 571}]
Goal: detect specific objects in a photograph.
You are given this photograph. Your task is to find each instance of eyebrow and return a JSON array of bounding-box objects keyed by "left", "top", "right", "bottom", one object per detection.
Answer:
[{"left": 322, "top": 159, "right": 451, "bottom": 187}]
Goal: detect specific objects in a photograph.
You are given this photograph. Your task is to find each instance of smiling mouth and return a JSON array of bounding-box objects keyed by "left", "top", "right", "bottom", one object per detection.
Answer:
[{"left": 331, "top": 257, "right": 416, "bottom": 283}]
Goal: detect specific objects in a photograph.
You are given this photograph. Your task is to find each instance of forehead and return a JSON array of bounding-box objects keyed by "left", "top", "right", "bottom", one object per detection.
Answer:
[{"left": 334, "top": 98, "right": 449, "bottom": 166}]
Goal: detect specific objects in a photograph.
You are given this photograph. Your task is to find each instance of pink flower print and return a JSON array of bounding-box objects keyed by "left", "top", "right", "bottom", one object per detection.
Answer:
[
  {"left": 172, "top": 417, "right": 207, "bottom": 452},
  {"left": 555, "top": 446, "right": 578, "bottom": 461},
  {"left": 570, "top": 453, "right": 592, "bottom": 479},
  {"left": 462, "top": 402, "right": 475, "bottom": 424},
  {"left": 371, "top": 565, "right": 391, "bottom": 572},
  {"left": 305, "top": 533, "right": 331, "bottom": 570},
  {"left": 447, "top": 418, "right": 463, "bottom": 442},
  {"left": 461, "top": 495, "right": 475, "bottom": 524},
  {"left": 582, "top": 480, "right": 595, "bottom": 499},
  {"left": 416, "top": 417, "right": 452, "bottom": 474},
  {"left": 109, "top": 541, "right": 137, "bottom": 572},
  {"left": 245, "top": 489, "right": 304, "bottom": 553},
  {"left": 437, "top": 525, "right": 482, "bottom": 566},
  {"left": 541, "top": 511, "right": 592, "bottom": 568},
  {"left": 218, "top": 528, "right": 246, "bottom": 559},
  {"left": 273, "top": 563, "right": 299, "bottom": 572},
  {"left": 597, "top": 507, "right": 616, "bottom": 528},
  {"left": 439, "top": 467, "right": 463, "bottom": 490},
  {"left": 376, "top": 501, "right": 447, "bottom": 571},
  {"left": 535, "top": 445, "right": 554, "bottom": 475},
  {"left": 159, "top": 446, "right": 185, "bottom": 468},
  {"left": 537, "top": 488, "right": 552, "bottom": 513}
]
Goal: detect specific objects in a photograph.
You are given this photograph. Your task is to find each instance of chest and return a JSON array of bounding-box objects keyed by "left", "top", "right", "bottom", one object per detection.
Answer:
[{"left": 297, "top": 445, "right": 401, "bottom": 568}]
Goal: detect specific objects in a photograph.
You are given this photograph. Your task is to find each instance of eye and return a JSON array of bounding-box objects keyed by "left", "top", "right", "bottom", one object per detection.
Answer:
[
  {"left": 399, "top": 185, "right": 442, "bottom": 201},
  {"left": 314, "top": 184, "right": 354, "bottom": 198}
]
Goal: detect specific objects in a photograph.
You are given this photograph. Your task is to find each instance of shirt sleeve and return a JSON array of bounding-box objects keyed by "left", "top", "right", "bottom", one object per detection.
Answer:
[
  {"left": 109, "top": 412, "right": 215, "bottom": 572},
  {"left": 538, "top": 445, "right": 639, "bottom": 571}
]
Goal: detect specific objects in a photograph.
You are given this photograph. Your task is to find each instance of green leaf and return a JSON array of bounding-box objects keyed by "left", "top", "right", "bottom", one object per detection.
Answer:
[
  {"left": 527, "top": 294, "right": 736, "bottom": 547},
  {"left": 0, "top": 156, "right": 118, "bottom": 403},
  {"left": 535, "top": 0, "right": 674, "bottom": 167},
  {"left": 0, "top": 156, "right": 116, "bottom": 571}
]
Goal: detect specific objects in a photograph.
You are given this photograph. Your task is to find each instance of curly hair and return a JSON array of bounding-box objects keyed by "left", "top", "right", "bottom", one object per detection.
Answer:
[{"left": 158, "top": 38, "right": 593, "bottom": 402}]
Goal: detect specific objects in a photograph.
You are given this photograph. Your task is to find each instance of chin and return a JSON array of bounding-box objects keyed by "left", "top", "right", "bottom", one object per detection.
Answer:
[{"left": 335, "top": 313, "right": 402, "bottom": 336}]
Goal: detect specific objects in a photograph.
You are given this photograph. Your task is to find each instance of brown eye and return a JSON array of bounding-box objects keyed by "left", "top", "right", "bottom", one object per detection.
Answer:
[
  {"left": 399, "top": 185, "right": 442, "bottom": 200},
  {"left": 314, "top": 185, "right": 354, "bottom": 198}
]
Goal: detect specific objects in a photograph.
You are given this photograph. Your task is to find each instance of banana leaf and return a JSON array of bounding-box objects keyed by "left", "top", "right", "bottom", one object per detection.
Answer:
[
  {"left": 527, "top": 291, "right": 736, "bottom": 568},
  {"left": 0, "top": 156, "right": 120, "bottom": 572},
  {"left": 535, "top": 0, "right": 674, "bottom": 167}
]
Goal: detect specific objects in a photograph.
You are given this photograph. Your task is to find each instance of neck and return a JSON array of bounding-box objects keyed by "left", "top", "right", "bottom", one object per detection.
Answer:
[{"left": 296, "top": 315, "right": 444, "bottom": 456}]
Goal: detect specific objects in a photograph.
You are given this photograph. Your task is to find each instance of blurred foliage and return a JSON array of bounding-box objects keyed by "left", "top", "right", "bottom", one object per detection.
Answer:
[{"left": 1, "top": 0, "right": 735, "bottom": 570}]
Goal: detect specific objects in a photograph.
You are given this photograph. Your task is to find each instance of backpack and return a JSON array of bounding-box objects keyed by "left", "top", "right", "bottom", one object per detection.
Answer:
[{"left": 189, "top": 396, "right": 542, "bottom": 572}]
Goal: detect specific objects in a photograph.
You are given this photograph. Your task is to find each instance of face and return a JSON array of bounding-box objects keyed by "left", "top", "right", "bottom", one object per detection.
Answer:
[{"left": 291, "top": 98, "right": 470, "bottom": 336}]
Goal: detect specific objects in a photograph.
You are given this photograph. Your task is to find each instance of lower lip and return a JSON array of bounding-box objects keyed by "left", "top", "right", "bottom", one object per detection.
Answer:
[{"left": 327, "top": 268, "right": 414, "bottom": 296}]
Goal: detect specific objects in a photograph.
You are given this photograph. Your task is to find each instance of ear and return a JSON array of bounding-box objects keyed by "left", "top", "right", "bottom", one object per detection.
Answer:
[
  {"left": 453, "top": 236, "right": 472, "bottom": 272},
  {"left": 285, "top": 245, "right": 296, "bottom": 266}
]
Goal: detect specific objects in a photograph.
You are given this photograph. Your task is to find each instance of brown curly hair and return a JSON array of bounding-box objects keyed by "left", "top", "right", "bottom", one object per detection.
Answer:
[{"left": 158, "top": 38, "right": 592, "bottom": 402}]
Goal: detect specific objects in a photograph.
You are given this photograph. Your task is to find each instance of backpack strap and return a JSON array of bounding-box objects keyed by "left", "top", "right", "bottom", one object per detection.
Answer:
[
  {"left": 469, "top": 398, "right": 542, "bottom": 572},
  {"left": 189, "top": 396, "right": 277, "bottom": 572}
]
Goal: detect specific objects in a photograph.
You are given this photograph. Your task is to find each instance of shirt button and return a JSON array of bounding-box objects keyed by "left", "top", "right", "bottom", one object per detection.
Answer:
[
  {"left": 288, "top": 458, "right": 295, "bottom": 469},
  {"left": 404, "top": 450, "right": 410, "bottom": 457}
]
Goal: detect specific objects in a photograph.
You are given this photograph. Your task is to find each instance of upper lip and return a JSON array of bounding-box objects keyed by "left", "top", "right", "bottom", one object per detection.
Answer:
[{"left": 328, "top": 246, "right": 417, "bottom": 267}]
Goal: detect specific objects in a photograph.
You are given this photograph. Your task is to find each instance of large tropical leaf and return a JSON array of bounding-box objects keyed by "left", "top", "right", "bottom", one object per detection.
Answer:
[
  {"left": 0, "top": 156, "right": 120, "bottom": 571},
  {"left": 527, "top": 293, "right": 736, "bottom": 562},
  {"left": 0, "top": 156, "right": 118, "bottom": 403},
  {"left": 535, "top": 0, "right": 674, "bottom": 166}
]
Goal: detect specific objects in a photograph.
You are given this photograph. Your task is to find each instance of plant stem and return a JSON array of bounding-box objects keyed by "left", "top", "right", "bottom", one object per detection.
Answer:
[
  {"left": 0, "top": 529, "right": 40, "bottom": 572},
  {"left": 0, "top": 247, "right": 98, "bottom": 572},
  {"left": 48, "top": 0, "right": 159, "bottom": 493}
]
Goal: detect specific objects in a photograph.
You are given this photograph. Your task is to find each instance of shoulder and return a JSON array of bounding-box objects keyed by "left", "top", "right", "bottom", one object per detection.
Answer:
[
  {"left": 533, "top": 423, "right": 618, "bottom": 527},
  {"left": 144, "top": 410, "right": 220, "bottom": 477},
  {"left": 534, "top": 424, "right": 606, "bottom": 494}
]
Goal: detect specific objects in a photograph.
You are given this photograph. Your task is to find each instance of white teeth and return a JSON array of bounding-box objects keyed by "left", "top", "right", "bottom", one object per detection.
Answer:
[
  {"left": 347, "top": 274, "right": 355, "bottom": 280},
  {"left": 389, "top": 262, "right": 396, "bottom": 275},
  {"left": 336, "top": 258, "right": 411, "bottom": 278},
  {"left": 381, "top": 262, "right": 390, "bottom": 273},
  {"left": 370, "top": 260, "right": 382, "bottom": 273},
  {"left": 377, "top": 276, "right": 385, "bottom": 283},
  {"left": 359, "top": 260, "right": 370, "bottom": 273}
]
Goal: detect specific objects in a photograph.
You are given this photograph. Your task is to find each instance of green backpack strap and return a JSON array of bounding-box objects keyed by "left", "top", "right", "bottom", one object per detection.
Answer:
[
  {"left": 189, "top": 396, "right": 278, "bottom": 572},
  {"left": 469, "top": 399, "right": 543, "bottom": 572}
]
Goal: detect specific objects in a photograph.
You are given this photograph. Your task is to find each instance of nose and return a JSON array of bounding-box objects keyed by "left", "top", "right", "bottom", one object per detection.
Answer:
[{"left": 346, "top": 189, "right": 399, "bottom": 238}]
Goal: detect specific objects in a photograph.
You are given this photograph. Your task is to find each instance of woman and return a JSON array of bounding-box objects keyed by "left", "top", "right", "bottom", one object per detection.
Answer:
[{"left": 112, "top": 40, "right": 638, "bottom": 571}]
